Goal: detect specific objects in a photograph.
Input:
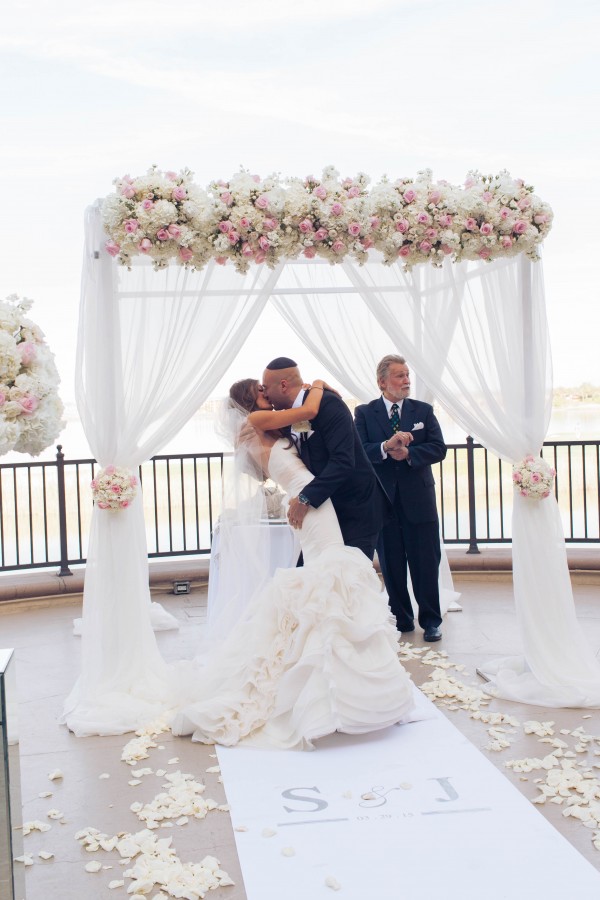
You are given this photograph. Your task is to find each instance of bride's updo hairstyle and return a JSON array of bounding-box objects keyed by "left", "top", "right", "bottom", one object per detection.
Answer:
[{"left": 229, "top": 378, "right": 261, "bottom": 413}]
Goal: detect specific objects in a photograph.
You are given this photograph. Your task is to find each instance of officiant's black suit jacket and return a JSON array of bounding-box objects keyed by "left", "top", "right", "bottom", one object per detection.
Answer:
[{"left": 297, "top": 390, "right": 390, "bottom": 555}]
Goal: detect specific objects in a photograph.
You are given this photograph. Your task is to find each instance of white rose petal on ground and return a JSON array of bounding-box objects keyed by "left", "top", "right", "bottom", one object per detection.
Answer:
[
  {"left": 48, "top": 770, "right": 63, "bottom": 781},
  {"left": 47, "top": 809, "right": 64, "bottom": 820},
  {"left": 108, "top": 879, "right": 125, "bottom": 889},
  {"left": 38, "top": 791, "right": 52, "bottom": 798},
  {"left": 128, "top": 780, "right": 142, "bottom": 786},
  {"left": 99, "top": 773, "right": 110, "bottom": 779},
  {"left": 14, "top": 854, "right": 34, "bottom": 866},
  {"left": 281, "top": 846, "right": 295, "bottom": 857},
  {"left": 206, "top": 766, "right": 221, "bottom": 774},
  {"left": 261, "top": 828, "right": 277, "bottom": 838},
  {"left": 167, "top": 758, "right": 179, "bottom": 765},
  {"left": 325, "top": 875, "right": 342, "bottom": 890},
  {"left": 234, "top": 825, "right": 248, "bottom": 832},
  {"left": 38, "top": 851, "right": 54, "bottom": 860},
  {"left": 85, "top": 861, "right": 103, "bottom": 873}
]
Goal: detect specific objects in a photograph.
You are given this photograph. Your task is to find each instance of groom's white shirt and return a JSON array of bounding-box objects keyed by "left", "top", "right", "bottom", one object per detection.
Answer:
[{"left": 291, "top": 388, "right": 314, "bottom": 439}]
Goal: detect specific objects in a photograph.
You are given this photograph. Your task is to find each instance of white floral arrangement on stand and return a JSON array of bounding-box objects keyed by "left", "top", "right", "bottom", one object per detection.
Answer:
[
  {"left": 91, "top": 465, "right": 138, "bottom": 511},
  {"left": 512, "top": 455, "right": 556, "bottom": 500},
  {"left": 102, "top": 166, "right": 553, "bottom": 274},
  {"left": 0, "top": 294, "right": 65, "bottom": 457}
]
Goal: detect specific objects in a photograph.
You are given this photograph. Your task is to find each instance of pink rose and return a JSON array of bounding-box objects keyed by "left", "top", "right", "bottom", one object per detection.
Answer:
[
  {"left": 429, "top": 189, "right": 442, "bottom": 205},
  {"left": 303, "top": 246, "right": 317, "bottom": 259},
  {"left": 172, "top": 186, "right": 186, "bottom": 201},
  {"left": 342, "top": 177, "right": 353, "bottom": 188},
  {"left": 464, "top": 176, "right": 476, "bottom": 188},
  {"left": 369, "top": 215, "right": 381, "bottom": 230},
  {"left": 218, "top": 220, "right": 233, "bottom": 233},
  {"left": 179, "top": 247, "right": 193, "bottom": 262},
  {"left": 105, "top": 240, "right": 121, "bottom": 257},
  {"left": 142, "top": 199, "right": 154, "bottom": 210},
  {"left": 254, "top": 249, "right": 266, "bottom": 263},
  {"left": 361, "top": 236, "right": 374, "bottom": 249},
  {"left": 534, "top": 214, "right": 548, "bottom": 225},
  {"left": 299, "top": 218, "right": 314, "bottom": 234},
  {"left": 550, "top": 467, "right": 556, "bottom": 477},
  {"left": 478, "top": 247, "right": 491, "bottom": 259},
  {"left": 417, "top": 212, "right": 431, "bottom": 225},
  {"left": 513, "top": 472, "right": 522, "bottom": 483},
  {"left": 124, "top": 218, "right": 139, "bottom": 234},
  {"left": 513, "top": 220, "right": 528, "bottom": 234},
  {"left": 499, "top": 207, "right": 511, "bottom": 219},
  {"left": 398, "top": 244, "right": 411, "bottom": 258},
  {"left": 395, "top": 219, "right": 409, "bottom": 233},
  {"left": 347, "top": 186, "right": 360, "bottom": 198},
  {"left": 314, "top": 227, "right": 328, "bottom": 241},
  {"left": 167, "top": 224, "right": 181, "bottom": 238},
  {"left": 263, "top": 216, "right": 278, "bottom": 231},
  {"left": 227, "top": 231, "right": 240, "bottom": 244},
  {"left": 258, "top": 235, "right": 270, "bottom": 251},
  {"left": 542, "top": 491, "right": 550, "bottom": 499},
  {"left": 90, "top": 479, "right": 98, "bottom": 490},
  {"left": 525, "top": 455, "right": 534, "bottom": 463},
  {"left": 441, "top": 243, "right": 453, "bottom": 255},
  {"left": 120, "top": 500, "right": 130, "bottom": 508},
  {"left": 156, "top": 229, "right": 170, "bottom": 241},
  {"left": 482, "top": 191, "right": 493, "bottom": 202},
  {"left": 241, "top": 242, "right": 254, "bottom": 258},
  {"left": 425, "top": 227, "right": 437, "bottom": 239},
  {"left": 105, "top": 465, "right": 116, "bottom": 476},
  {"left": 19, "top": 341, "right": 37, "bottom": 365},
  {"left": 97, "top": 501, "right": 110, "bottom": 509},
  {"left": 480, "top": 222, "right": 493, "bottom": 235},
  {"left": 464, "top": 217, "right": 477, "bottom": 231},
  {"left": 347, "top": 222, "right": 361, "bottom": 237},
  {"left": 120, "top": 184, "right": 136, "bottom": 199},
  {"left": 239, "top": 217, "right": 250, "bottom": 229},
  {"left": 138, "top": 238, "right": 152, "bottom": 252},
  {"left": 19, "top": 394, "right": 39, "bottom": 415},
  {"left": 111, "top": 484, "right": 122, "bottom": 493},
  {"left": 438, "top": 214, "right": 453, "bottom": 227},
  {"left": 403, "top": 189, "right": 416, "bottom": 203},
  {"left": 313, "top": 186, "right": 327, "bottom": 199},
  {"left": 330, "top": 201, "right": 343, "bottom": 216},
  {"left": 501, "top": 236, "right": 513, "bottom": 249},
  {"left": 215, "top": 256, "right": 228, "bottom": 265},
  {"left": 255, "top": 195, "right": 269, "bottom": 209},
  {"left": 165, "top": 171, "right": 178, "bottom": 182},
  {"left": 517, "top": 196, "right": 531, "bottom": 210},
  {"left": 332, "top": 239, "right": 346, "bottom": 254},
  {"left": 520, "top": 489, "right": 528, "bottom": 497},
  {"left": 252, "top": 174, "right": 261, "bottom": 183},
  {"left": 0, "top": 391, "right": 6, "bottom": 406},
  {"left": 221, "top": 191, "right": 234, "bottom": 206},
  {"left": 419, "top": 240, "right": 432, "bottom": 253}
]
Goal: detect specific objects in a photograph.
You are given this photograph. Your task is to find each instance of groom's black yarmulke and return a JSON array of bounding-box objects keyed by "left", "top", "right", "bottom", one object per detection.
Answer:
[{"left": 266, "top": 357, "right": 298, "bottom": 370}]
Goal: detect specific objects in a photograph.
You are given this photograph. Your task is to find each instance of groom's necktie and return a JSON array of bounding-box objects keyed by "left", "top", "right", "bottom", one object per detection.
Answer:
[{"left": 389, "top": 403, "right": 401, "bottom": 433}]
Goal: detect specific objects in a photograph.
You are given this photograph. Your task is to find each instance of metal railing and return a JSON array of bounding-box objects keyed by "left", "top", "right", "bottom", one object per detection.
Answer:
[{"left": 0, "top": 439, "right": 598, "bottom": 574}]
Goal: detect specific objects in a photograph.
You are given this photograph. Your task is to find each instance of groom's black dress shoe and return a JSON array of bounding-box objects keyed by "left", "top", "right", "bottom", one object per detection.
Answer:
[
  {"left": 424, "top": 626, "right": 442, "bottom": 642},
  {"left": 398, "top": 622, "right": 415, "bottom": 633}
]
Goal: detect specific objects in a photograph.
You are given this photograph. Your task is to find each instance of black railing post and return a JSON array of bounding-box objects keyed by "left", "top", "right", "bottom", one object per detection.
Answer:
[
  {"left": 466, "top": 435, "right": 480, "bottom": 554},
  {"left": 56, "top": 445, "right": 73, "bottom": 576}
]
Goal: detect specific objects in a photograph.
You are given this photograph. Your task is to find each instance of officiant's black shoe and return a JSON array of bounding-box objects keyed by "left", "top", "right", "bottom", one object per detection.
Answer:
[
  {"left": 424, "top": 626, "right": 442, "bottom": 642},
  {"left": 398, "top": 622, "right": 415, "bottom": 633}
]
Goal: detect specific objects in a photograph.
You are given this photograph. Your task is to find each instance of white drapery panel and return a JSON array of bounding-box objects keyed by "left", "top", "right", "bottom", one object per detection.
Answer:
[
  {"left": 62, "top": 203, "right": 282, "bottom": 735},
  {"left": 341, "top": 253, "right": 600, "bottom": 706},
  {"left": 269, "top": 258, "right": 460, "bottom": 614}
]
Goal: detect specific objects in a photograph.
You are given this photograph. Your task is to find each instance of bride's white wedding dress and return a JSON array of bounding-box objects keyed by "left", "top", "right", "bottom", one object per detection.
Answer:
[{"left": 171, "top": 439, "right": 415, "bottom": 750}]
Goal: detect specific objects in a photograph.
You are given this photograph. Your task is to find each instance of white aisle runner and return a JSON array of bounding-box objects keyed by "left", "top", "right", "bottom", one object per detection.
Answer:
[{"left": 217, "top": 690, "right": 600, "bottom": 900}]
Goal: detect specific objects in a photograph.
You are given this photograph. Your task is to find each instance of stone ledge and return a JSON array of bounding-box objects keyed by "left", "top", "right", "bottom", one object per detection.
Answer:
[{"left": 0, "top": 548, "right": 597, "bottom": 605}]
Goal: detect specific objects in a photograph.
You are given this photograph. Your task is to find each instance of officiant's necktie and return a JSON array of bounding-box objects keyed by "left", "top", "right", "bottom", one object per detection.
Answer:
[{"left": 390, "top": 403, "right": 401, "bottom": 433}]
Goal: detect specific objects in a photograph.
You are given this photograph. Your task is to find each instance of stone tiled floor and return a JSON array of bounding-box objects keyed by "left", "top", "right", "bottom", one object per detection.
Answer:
[{"left": 1, "top": 575, "right": 600, "bottom": 899}]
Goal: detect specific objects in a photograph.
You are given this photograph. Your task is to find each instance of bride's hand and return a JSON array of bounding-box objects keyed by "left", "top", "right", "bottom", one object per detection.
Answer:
[{"left": 314, "top": 379, "right": 341, "bottom": 397}]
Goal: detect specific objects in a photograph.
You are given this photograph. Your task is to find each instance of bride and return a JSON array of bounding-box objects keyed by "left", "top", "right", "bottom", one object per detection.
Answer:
[{"left": 171, "top": 378, "right": 415, "bottom": 750}]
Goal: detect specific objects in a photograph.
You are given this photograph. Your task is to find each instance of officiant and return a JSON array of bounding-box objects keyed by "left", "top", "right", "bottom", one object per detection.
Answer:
[{"left": 354, "top": 354, "right": 446, "bottom": 642}]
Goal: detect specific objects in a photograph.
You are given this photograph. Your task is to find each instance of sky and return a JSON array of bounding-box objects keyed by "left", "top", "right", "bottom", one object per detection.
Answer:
[{"left": 1, "top": 0, "right": 599, "bottom": 427}]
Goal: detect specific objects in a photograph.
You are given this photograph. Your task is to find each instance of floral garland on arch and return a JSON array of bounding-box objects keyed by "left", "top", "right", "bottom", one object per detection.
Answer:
[
  {"left": 0, "top": 295, "right": 65, "bottom": 457},
  {"left": 102, "top": 166, "right": 553, "bottom": 274}
]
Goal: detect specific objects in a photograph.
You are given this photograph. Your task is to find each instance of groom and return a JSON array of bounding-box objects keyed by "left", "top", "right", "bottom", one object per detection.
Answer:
[{"left": 262, "top": 357, "right": 390, "bottom": 560}]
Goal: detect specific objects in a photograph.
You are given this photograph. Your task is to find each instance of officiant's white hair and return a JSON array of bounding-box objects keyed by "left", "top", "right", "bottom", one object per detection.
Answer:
[{"left": 376, "top": 354, "right": 407, "bottom": 385}]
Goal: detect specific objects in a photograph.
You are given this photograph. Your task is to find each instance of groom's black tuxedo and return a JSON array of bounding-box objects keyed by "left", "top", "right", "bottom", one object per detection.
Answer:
[
  {"left": 354, "top": 396, "right": 446, "bottom": 631},
  {"left": 296, "top": 389, "right": 390, "bottom": 559}
]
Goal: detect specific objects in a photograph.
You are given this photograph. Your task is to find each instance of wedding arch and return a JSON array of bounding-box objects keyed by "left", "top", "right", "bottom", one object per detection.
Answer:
[{"left": 62, "top": 167, "right": 600, "bottom": 736}]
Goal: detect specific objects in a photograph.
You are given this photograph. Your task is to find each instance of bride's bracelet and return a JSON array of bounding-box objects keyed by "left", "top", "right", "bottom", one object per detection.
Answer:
[{"left": 310, "top": 386, "right": 324, "bottom": 391}]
